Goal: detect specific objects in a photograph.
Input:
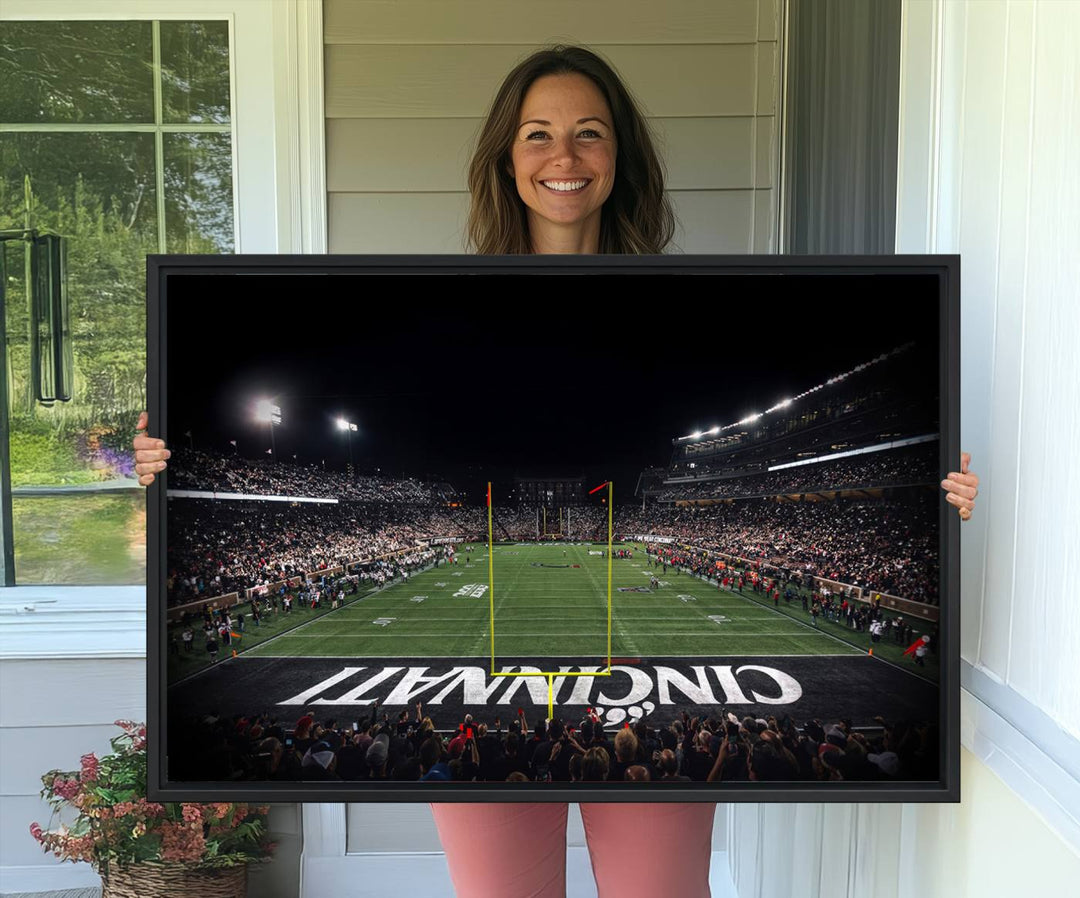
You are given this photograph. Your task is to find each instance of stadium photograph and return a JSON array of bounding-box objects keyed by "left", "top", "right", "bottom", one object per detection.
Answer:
[{"left": 157, "top": 266, "right": 948, "bottom": 790}]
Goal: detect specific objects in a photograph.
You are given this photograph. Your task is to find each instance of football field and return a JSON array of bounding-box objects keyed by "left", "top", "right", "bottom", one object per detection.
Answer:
[
  {"left": 242, "top": 543, "right": 865, "bottom": 663},
  {"left": 171, "top": 544, "right": 941, "bottom": 731}
]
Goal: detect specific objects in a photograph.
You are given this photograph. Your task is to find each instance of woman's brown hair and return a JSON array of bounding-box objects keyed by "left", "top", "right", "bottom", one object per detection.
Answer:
[{"left": 467, "top": 45, "right": 675, "bottom": 254}]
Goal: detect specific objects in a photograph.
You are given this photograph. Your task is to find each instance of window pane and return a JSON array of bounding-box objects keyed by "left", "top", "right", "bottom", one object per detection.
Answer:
[
  {"left": 1, "top": 19, "right": 234, "bottom": 586},
  {"left": 0, "top": 21, "right": 154, "bottom": 124},
  {"left": 1, "top": 131, "right": 157, "bottom": 439},
  {"left": 12, "top": 492, "right": 146, "bottom": 585},
  {"left": 160, "top": 21, "right": 232, "bottom": 124},
  {"left": 2, "top": 132, "right": 155, "bottom": 584},
  {"left": 164, "top": 133, "right": 235, "bottom": 252}
]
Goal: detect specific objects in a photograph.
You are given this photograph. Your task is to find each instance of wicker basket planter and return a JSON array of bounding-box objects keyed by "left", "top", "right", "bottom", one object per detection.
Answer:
[
  {"left": 31, "top": 724, "right": 273, "bottom": 892},
  {"left": 101, "top": 862, "right": 247, "bottom": 898}
]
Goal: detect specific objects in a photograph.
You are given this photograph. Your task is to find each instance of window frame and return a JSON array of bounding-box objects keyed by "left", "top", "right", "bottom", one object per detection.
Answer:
[{"left": 0, "top": 0, "right": 326, "bottom": 654}]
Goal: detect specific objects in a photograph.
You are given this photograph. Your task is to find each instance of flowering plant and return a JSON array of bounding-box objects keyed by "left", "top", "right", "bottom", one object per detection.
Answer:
[{"left": 31, "top": 721, "right": 274, "bottom": 874}]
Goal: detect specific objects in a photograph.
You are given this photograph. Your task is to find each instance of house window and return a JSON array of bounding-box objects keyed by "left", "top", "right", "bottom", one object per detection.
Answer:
[{"left": 1, "top": 20, "right": 234, "bottom": 584}]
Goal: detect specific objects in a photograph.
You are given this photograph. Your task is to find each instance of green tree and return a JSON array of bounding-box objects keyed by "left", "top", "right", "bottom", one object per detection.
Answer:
[{"left": 1, "top": 20, "right": 232, "bottom": 486}]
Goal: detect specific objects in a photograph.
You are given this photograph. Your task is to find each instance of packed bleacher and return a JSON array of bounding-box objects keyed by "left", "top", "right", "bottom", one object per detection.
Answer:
[
  {"left": 619, "top": 495, "right": 938, "bottom": 603},
  {"left": 667, "top": 342, "right": 936, "bottom": 480},
  {"left": 167, "top": 490, "right": 938, "bottom": 607},
  {"left": 655, "top": 443, "right": 936, "bottom": 502},
  {"left": 167, "top": 499, "right": 487, "bottom": 603},
  {"left": 169, "top": 448, "right": 459, "bottom": 503},
  {"left": 166, "top": 394, "right": 941, "bottom": 608},
  {"left": 167, "top": 703, "right": 937, "bottom": 783}
]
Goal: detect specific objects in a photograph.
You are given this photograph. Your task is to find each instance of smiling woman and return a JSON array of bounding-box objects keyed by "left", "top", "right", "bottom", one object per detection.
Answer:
[
  {"left": 509, "top": 73, "right": 617, "bottom": 253},
  {"left": 466, "top": 45, "right": 674, "bottom": 255}
]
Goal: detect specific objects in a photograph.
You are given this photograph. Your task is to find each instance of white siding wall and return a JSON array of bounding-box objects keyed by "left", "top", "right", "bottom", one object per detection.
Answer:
[
  {"left": 932, "top": 0, "right": 1079, "bottom": 733},
  {"left": 324, "top": 0, "right": 782, "bottom": 254},
  {"left": 728, "top": 1, "right": 1080, "bottom": 894},
  {"left": 729, "top": 744, "right": 1080, "bottom": 898},
  {"left": 0, "top": 659, "right": 145, "bottom": 889}
]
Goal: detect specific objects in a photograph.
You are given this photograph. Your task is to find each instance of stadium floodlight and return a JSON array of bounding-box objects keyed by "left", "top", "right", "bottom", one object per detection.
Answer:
[
  {"left": 254, "top": 398, "right": 282, "bottom": 455},
  {"left": 676, "top": 344, "right": 916, "bottom": 445},
  {"left": 254, "top": 399, "right": 281, "bottom": 425},
  {"left": 336, "top": 417, "right": 358, "bottom": 477}
]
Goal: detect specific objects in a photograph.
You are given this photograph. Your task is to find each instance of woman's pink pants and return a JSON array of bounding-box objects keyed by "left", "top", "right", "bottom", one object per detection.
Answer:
[{"left": 431, "top": 802, "right": 716, "bottom": 898}]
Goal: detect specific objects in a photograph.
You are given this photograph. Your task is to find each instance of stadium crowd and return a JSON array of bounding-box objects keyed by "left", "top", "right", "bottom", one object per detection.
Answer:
[
  {"left": 165, "top": 437, "right": 941, "bottom": 607},
  {"left": 168, "top": 704, "right": 936, "bottom": 784},
  {"left": 656, "top": 443, "right": 937, "bottom": 502},
  {"left": 621, "top": 495, "right": 939, "bottom": 603},
  {"left": 168, "top": 490, "right": 937, "bottom": 606},
  {"left": 167, "top": 500, "right": 487, "bottom": 604},
  {"left": 169, "top": 449, "right": 458, "bottom": 503},
  {"left": 643, "top": 544, "right": 936, "bottom": 650}
]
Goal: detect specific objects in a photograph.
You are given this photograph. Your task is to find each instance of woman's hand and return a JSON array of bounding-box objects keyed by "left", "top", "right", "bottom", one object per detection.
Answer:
[
  {"left": 133, "top": 411, "right": 170, "bottom": 486},
  {"left": 941, "top": 452, "right": 979, "bottom": 521}
]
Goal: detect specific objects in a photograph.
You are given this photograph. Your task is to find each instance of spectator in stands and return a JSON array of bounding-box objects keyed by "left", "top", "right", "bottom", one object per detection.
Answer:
[
  {"left": 656, "top": 749, "right": 690, "bottom": 783},
  {"left": 475, "top": 722, "right": 504, "bottom": 780},
  {"left": 747, "top": 737, "right": 800, "bottom": 782},
  {"left": 365, "top": 733, "right": 390, "bottom": 781},
  {"left": 683, "top": 728, "right": 717, "bottom": 782},
  {"left": 610, "top": 728, "right": 639, "bottom": 781},
  {"left": 301, "top": 739, "right": 341, "bottom": 781},
  {"left": 450, "top": 735, "right": 482, "bottom": 781},
  {"left": 419, "top": 736, "right": 451, "bottom": 782},
  {"left": 164, "top": 708, "right": 938, "bottom": 790},
  {"left": 493, "top": 732, "right": 529, "bottom": 782},
  {"left": 580, "top": 746, "right": 611, "bottom": 782},
  {"left": 335, "top": 733, "right": 368, "bottom": 781}
]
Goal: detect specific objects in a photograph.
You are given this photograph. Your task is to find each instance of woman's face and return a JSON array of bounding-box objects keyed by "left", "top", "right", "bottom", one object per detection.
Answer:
[{"left": 509, "top": 72, "right": 616, "bottom": 240}]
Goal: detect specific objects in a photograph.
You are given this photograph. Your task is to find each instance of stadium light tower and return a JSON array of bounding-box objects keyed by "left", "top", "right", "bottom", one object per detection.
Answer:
[
  {"left": 255, "top": 398, "right": 282, "bottom": 457},
  {"left": 336, "top": 416, "right": 357, "bottom": 478}
]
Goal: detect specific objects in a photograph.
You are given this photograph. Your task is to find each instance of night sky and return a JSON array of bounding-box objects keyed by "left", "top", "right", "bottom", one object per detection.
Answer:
[{"left": 162, "top": 268, "right": 940, "bottom": 499}]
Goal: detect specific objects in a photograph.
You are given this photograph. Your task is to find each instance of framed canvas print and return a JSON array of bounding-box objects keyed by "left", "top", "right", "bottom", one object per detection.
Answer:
[{"left": 147, "top": 254, "right": 960, "bottom": 802}]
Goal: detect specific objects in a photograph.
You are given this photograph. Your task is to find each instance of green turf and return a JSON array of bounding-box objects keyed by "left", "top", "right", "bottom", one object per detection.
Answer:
[
  {"left": 166, "top": 584, "right": 379, "bottom": 682},
  {"left": 236, "top": 544, "right": 940, "bottom": 681}
]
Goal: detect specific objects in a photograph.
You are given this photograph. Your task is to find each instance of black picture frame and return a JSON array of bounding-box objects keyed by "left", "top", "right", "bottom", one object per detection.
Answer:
[{"left": 147, "top": 254, "right": 960, "bottom": 803}]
